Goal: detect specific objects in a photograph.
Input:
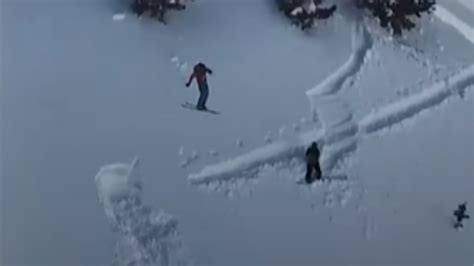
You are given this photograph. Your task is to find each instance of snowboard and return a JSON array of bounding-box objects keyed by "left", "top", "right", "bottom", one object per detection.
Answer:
[
  {"left": 181, "top": 102, "right": 220, "bottom": 115},
  {"left": 296, "top": 174, "right": 347, "bottom": 185},
  {"left": 454, "top": 222, "right": 464, "bottom": 231}
]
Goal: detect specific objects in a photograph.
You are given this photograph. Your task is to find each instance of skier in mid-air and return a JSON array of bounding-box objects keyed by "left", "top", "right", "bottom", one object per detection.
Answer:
[
  {"left": 454, "top": 202, "right": 470, "bottom": 229},
  {"left": 305, "top": 142, "right": 322, "bottom": 184},
  {"left": 186, "top": 62, "right": 213, "bottom": 110}
]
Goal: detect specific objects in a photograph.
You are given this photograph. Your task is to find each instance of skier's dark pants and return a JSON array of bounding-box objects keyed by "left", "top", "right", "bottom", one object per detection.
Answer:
[
  {"left": 197, "top": 83, "right": 209, "bottom": 109},
  {"left": 454, "top": 212, "right": 470, "bottom": 228},
  {"left": 305, "top": 163, "right": 321, "bottom": 183}
]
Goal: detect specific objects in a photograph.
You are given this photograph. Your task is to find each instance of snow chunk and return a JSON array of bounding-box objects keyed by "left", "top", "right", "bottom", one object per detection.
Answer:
[
  {"left": 307, "top": 1, "right": 317, "bottom": 12},
  {"left": 291, "top": 7, "right": 303, "bottom": 16},
  {"left": 292, "top": 123, "right": 301, "bottom": 132},
  {"left": 179, "top": 62, "right": 188, "bottom": 74},
  {"left": 190, "top": 150, "right": 199, "bottom": 161},
  {"left": 181, "top": 158, "right": 191, "bottom": 168},
  {"left": 96, "top": 158, "right": 141, "bottom": 212},
  {"left": 112, "top": 13, "right": 126, "bottom": 21},
  {"left": 278, "top": 126, "right": 287, "bottom": 138},
  {"left": 264, "top": 132, "right": 274, "bottom": 144},
  {"left": 236, "top": 138, "right": 244, "bottom": 148},
  {"left": 171, "top": 56, "right": 180, "bottom": 64}
]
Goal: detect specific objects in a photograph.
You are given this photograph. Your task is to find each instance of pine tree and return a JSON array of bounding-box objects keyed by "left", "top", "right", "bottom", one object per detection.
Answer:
[
  {"left": 357, "top": 0, "right": 436, "bottom": 35},
  {"left": 131, "top": 0, "right": 186, "bottom": 24},
  {"left": 277, "top": 0, "right": 337, "bottom": 30}
]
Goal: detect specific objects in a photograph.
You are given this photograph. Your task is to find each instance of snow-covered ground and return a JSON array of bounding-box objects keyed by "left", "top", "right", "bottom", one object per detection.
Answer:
[{"left": 1, "top": 0, "right": 473, "bottom": 265}]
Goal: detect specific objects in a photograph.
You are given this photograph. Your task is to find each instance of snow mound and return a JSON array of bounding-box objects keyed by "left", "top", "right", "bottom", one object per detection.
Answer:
[{"left": 95, "top": 158, "right": 188, "bottom": 266}]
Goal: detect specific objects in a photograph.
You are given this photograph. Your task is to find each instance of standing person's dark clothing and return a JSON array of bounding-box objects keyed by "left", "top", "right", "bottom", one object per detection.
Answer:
[
  {"left": 305, "top": 142, "right": 322, "bottom": 184},
  {"left": 454, "top": 202, "right": 470, "bottom": 229},
  {"left": 186, "top": 62, "right": 213, "bottom": 110}
]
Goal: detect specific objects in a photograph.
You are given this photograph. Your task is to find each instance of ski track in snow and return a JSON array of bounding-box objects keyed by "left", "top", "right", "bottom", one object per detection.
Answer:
[
  {"left": 360, "top": 64, "right": 474, "bottom": 133},
  {"left": 189, "top": 22, "right": 373, "bottom": 189},
  {"left": 189, "top": 64, "right": 474, "bottom": 188},
  {"left": 188, "top": 9, "right": 474, "bottom": 193},
  {"left": 304, "top": 22, "right": 372, "bottom": 179},
  {"left": 306, "top": 23, "right": 372, "bottom": 98},
  {"left": 435, "top": 5, "right": 474, "bottom": 45}
]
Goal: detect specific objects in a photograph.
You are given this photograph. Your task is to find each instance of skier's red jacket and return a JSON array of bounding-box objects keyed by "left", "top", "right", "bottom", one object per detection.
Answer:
[{"left": 186, "top": 63, "right": 213, "bottom": 88}]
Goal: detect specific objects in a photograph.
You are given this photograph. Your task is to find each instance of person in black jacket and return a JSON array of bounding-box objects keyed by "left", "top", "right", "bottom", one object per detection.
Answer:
[
  {"left": 454, "top": 202, "right": 470, "bottom": 229},
  {"left": 305, "top": 142, "right": 322, "bottom": 184}
]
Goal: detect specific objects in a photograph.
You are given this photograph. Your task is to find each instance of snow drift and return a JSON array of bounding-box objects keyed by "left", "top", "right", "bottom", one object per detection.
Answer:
[{"left": 95, "top": 158, "right": 188, "bottom": 266}]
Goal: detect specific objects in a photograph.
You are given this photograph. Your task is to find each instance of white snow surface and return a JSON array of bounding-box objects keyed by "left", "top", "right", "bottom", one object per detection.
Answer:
[
  {"left": 113, "top": 13, "right": 126, "bottom": 21},
  {"left": 1, "top": 0, "right": 473, "bottom": 265}
]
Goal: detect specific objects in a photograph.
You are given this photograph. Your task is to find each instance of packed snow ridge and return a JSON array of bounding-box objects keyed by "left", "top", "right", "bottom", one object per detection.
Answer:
[
  {"left": 306, "top": 22, "right": 372, "bottom": 98},
  {"left": 435, "top": 4, "right": 474, "bottom": 45},
  {"left": 360, "top": 63, "right": 474, "bottom": 133},
  {"left": 95, "top": 158, "right": 188, "bottom": 266},
  {"left": 188, "top": 130, "right": 322, "bottom": 186},
  {"left": 188, "top": 63, "right": 474, "bottom": 188}
]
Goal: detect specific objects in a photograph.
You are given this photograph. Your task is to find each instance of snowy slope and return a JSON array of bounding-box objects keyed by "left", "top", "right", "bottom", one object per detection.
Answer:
[{"left": 1, "top": 0, "right": 473, "bottom": 265}]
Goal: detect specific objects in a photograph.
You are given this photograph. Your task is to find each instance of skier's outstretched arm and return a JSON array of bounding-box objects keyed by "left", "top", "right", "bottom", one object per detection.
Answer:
[
  {"left": 205, "top": 66, "right": 213, "bottom": 75},
  {"left": 186, "top": 73, "right": 194, "bottom": 87},
  {"left": 465, "top": 214, "right": 470, "bottom": 219}
]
